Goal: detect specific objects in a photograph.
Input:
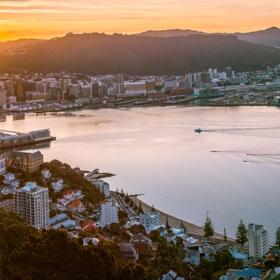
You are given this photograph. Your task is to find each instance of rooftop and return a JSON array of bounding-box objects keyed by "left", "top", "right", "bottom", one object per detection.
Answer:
[{"left": 19, "top": 182, "right": 44, "bottom": 193}]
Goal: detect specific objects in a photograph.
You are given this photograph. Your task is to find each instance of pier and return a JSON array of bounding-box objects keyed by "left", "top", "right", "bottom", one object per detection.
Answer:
[{"left": 0, "top": 129, "right": 56, "bottom": 149}]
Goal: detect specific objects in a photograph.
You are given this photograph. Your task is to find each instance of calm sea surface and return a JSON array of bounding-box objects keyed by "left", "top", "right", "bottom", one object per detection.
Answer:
[{"left": 2, "top": 106, "right": 280, "bottom": 239}]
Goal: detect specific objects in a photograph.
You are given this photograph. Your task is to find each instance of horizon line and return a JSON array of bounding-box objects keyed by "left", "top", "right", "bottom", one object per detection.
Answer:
[{"left": 0, "top": 25, "right": 279, "bottom": 43}]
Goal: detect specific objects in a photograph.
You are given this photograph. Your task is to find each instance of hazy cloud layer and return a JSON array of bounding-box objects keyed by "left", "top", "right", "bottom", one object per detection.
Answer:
[{"left": 0, "top": 0, "right": 279, "bottom": 40}]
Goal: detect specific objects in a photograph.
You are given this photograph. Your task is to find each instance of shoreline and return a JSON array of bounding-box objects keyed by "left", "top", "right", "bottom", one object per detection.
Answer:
[
  {"left": 130, "top": 196, "right": 234, "bottom": 242},
  {"left": 4, "top": 102, "right": 278, "bottom": 116}
]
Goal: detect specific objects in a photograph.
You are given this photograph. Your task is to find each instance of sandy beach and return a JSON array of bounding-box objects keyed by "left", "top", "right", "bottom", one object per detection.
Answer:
[{"left": 131, "top": 196, "right": 234, "bottom": 242}]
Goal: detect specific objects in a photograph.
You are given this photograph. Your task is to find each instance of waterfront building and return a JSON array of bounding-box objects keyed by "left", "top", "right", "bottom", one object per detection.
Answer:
[
  {"left": 15, "top": 182, "right": 49, "bottom": 229},
  {"left": 123, "top": 81, "right": 146, "bottom": 96},
  {"left": 140, "top": 211, "right": 161, "bottom": 231},
  {"left": 0, "top": 153, "right": 6, "bottom": 175},
  {"left": 248, "top": 223, "right": 269, "bottom": 259},
  {"left": 99, "top": 200, "right": 119, "bottom": 228},
  {"left": 7, "top": 151, "right": 43, "bottom": 173},
  {"left": 80, "top": 84, "right": 92, "bottom": 98}
]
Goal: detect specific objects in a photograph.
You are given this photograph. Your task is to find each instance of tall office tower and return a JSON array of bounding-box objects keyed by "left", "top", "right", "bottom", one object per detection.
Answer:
[
  {"left": 15, "top": 182, "right": 49, "bottom": 230},
  {"left": 248, "top": 223, "right": 269, "bottom": 258}
]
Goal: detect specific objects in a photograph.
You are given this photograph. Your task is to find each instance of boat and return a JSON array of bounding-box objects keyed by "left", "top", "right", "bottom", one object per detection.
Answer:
[{"left": 194, "top": 128, "right": 202, "bottom": 133}]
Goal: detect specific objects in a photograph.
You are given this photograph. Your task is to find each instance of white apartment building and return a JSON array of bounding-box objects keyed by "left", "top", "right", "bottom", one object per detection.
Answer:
[
  {"left": 140, "top": 211, "right": 161, "bottom": 231},
  {"left": 15, "top": 182, "right": 49, "bottom": 230},
  {"left": 248, "top": 223, "right": 269, "bottom": 259},
  {"left": 0, "top": 153, "right": 6, "bottom": 175},
  {"left": 99, "top": 200, "right": 118, "bottom": 228}
]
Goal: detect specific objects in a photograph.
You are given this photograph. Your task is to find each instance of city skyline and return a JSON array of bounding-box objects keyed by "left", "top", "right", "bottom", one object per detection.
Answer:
[{"left": 0, "top": 0, "right": 280, "bottom": 41}]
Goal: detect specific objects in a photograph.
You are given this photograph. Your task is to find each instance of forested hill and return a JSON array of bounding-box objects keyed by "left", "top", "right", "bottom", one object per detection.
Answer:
[
  {"left": 1, "top": 33, "right": 280, "bottom": 75},
  {"left": 0, "top": 209, "right": 154, "bottom": 280}
]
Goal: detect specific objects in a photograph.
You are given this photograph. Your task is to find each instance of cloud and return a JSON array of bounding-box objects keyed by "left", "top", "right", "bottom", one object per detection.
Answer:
[{"left": 0, "top": 0, "right": 279, "bottom": 41}]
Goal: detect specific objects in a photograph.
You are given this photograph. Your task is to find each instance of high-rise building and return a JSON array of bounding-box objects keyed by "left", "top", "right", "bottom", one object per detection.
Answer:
[
  {"left": 15, "top": 182, "right": 49, "bottom": 229},
  {"left": 225, "top": 67, "right": 233, "bottom": 79},
  {"left": 99, "top": 200, "right": 118, "bottom": 228},
  {"left": 248, "top": 223, "right": 269, "bottom": 258}
]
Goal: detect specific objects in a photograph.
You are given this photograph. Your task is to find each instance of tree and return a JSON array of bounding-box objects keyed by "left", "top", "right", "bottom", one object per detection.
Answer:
[
  {"left": 151, "top": 205, "right": 156, "bottom": 212},
  {"left": 118, "top": 210, "right": 128, "bottom": 226},
  {"left": 236, "top": 220, "right": 248, "bottom": 247},
  {"left": 224, "top": 228, "right": 227, "bottom": 242},
  {"left": 276, "top": 227, "right": 280, "bottom": 247},
  {"left": 204, "top": 212, "right": 214, "bottom": 242},
  {"left": 165, "top": 216, "right": 171, "bottom": 230},
  {"left": 138, "top": 202, "right": 144, "bottom": 214},
  {"left": 180, "top": 220, "right": 186, "bottom": 234}
]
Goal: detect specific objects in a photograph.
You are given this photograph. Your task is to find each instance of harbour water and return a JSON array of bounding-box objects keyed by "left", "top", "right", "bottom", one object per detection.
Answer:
[{"left": 1, "top": 106, "right": 280, "bottom": 239}]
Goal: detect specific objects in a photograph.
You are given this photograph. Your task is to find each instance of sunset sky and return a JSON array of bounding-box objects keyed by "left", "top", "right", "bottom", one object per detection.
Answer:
[{"left": 0, "top": 0, "right": 279, "bottom": 41}]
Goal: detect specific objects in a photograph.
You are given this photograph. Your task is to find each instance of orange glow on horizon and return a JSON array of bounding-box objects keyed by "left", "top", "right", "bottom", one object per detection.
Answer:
[{"left": 0, "top": 0, "right": 279, "bottom": 41}]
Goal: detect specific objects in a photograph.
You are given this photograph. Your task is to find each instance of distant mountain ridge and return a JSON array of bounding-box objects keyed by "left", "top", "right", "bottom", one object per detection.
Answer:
[
  {"left": 0, "top": 33, "right": 280, "bottom": 75},
  {"left": 137, "top": 27, "right": 280, "bottom": 48},
  {"left": 235, "top": 27, "right": 280, "bottom": 47},
  {"left": 137, "top": 29, "right": 205, "bottom": 38},
  {"left": 0, "top": 39, "right": 44, "bottom": 54}
]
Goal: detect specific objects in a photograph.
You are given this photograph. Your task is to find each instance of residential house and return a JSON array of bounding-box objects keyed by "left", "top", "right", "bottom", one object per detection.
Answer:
[
  {"left": 41, "top": 169, "right": 52, "bottom": 180},
  {"left": 184, "top": 246, "right": 201, "bottom": 266},
  {"left": 225, "top": 268, "right": 261, "bottom": 280},
  {"left": 67, "top": 199, "right": 85, "bottom": 213},
  {"left": 159, "top": 270, "right": 185, "bottom": 280},
  {"left": 51, "top": 179, "right": 64, "bottom": 193},
  {"left": 230, "top": 247, "right": 248, "bottom": 264},
  {"left": 83, "top": 237, "right": 100, "bottom": 246},
  {"left": 140, "top": 211, "right": 161, "bottom": 232},
  {"left": 4, "top": 173, "right": 19, "bottom": 189}
]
